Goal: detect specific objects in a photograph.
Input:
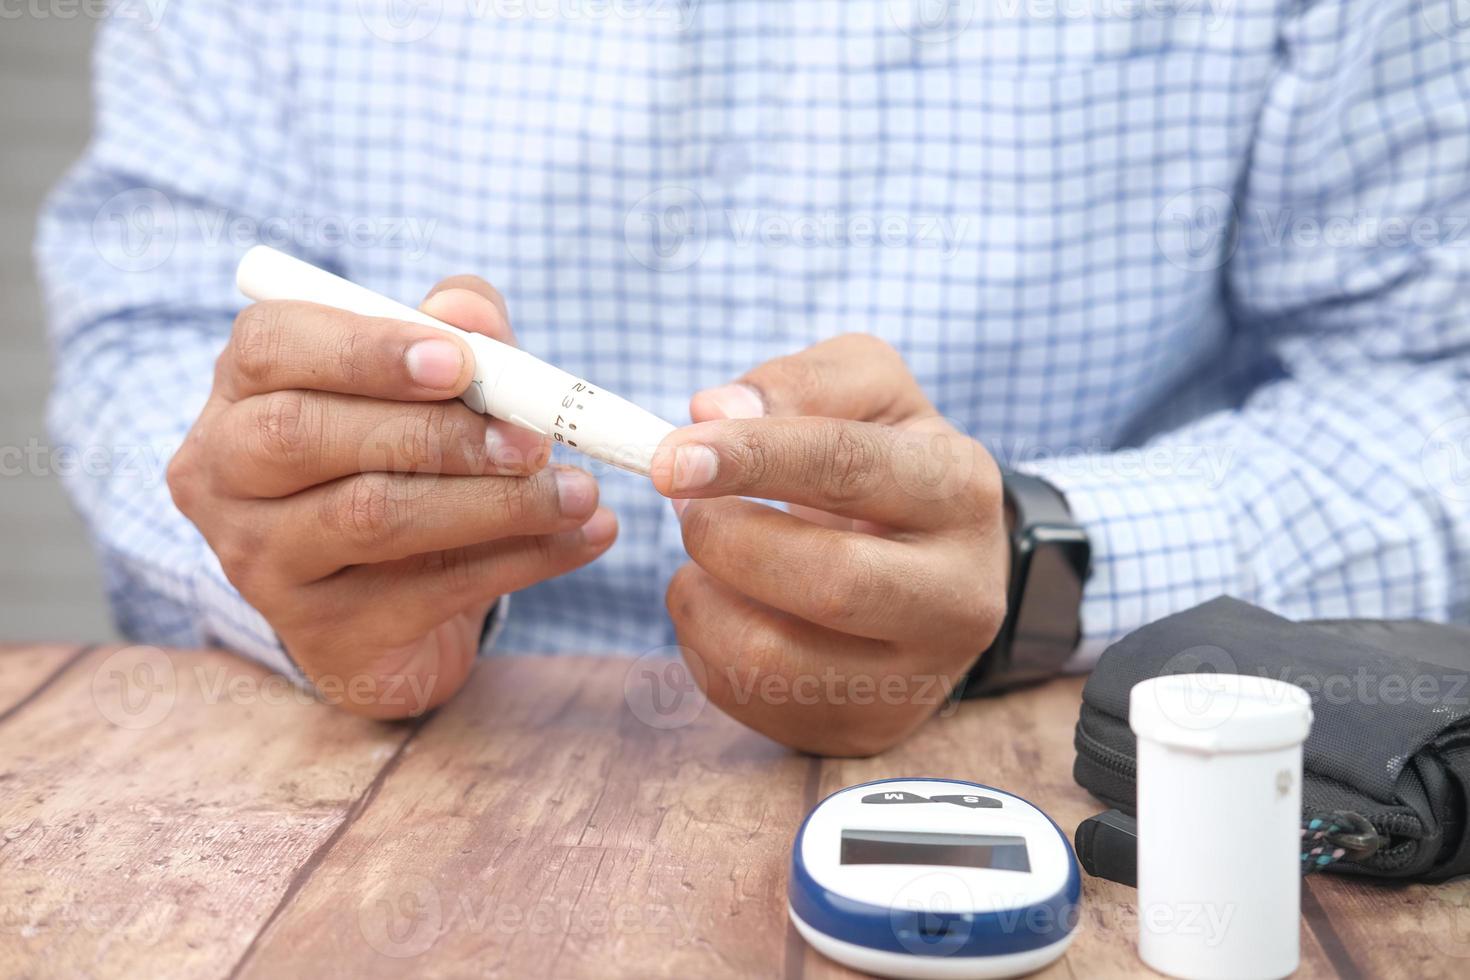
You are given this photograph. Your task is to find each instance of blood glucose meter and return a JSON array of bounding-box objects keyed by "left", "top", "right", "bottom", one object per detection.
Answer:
[{"left": 788, "top": 779, "right": 1081, "bottom": 979}]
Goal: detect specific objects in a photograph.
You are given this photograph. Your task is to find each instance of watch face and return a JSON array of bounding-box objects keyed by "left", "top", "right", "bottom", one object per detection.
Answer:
[{"left": 1010, "top": 533, "right": 1089, "bottom": 681}]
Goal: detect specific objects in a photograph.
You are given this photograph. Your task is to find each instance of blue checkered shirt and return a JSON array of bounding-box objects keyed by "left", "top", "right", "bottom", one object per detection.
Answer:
[{"left": 36, "top": 0, "right": 1470, "bottom": 678}]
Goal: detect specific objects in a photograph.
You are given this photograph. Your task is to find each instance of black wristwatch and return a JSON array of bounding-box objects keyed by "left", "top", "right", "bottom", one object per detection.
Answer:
[{"left": 959, "top": 472, "right": 1091, "bottom": 697}]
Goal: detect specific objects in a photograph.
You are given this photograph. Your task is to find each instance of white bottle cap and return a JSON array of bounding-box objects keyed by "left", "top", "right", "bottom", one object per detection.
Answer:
[{"left": 1130, "top": 672, "right": 1313, "bottom": 754}]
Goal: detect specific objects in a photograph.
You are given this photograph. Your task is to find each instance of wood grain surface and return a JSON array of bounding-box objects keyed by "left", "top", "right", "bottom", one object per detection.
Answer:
[{"left": 0, "top": 645, "right": 1463, "bottom": 978}]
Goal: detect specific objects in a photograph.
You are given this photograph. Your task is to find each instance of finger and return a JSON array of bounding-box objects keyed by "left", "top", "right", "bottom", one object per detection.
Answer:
[
  {"left": 652, "top": 417, "right": 998, "bottom": 531},
  {"left": 677, "top": 497, "right": 964, "bottom": 641},
  {"left": 304, "top": 509, "right": 618, "bottom": 649},
  {"left": 420, "top": 279, "right": 554, "bottom": 462},
  {"left": 691, "top": 333, "right": 933, "bottom": 424},
  {"left": 258, "top": 466, "right": 601, "bottom": 582},
  {"left": 215, "top": 390, "right": 551, "bottom": 498},
  {"left": 665, "top": 564, "right": 942, "bottom": 757},
  {"left": 218, "top": 301, "right": 477, "bottom": 402},
  {"left": 420, "top": 278, "right": 515, "bottom": 343}
]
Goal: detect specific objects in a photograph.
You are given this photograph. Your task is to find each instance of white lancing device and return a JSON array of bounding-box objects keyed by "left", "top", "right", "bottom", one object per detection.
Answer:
[{"left": 235, "top": 246, "right": 676, "bottom": 477}]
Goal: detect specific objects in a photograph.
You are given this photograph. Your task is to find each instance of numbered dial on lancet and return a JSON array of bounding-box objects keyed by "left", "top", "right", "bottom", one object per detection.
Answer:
[{"left": 551, "top": 381, "right": 597, "bottom": 449}]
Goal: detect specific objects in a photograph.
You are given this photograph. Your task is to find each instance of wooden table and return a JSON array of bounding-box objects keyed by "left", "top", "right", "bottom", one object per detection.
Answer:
[{"left": 2, "top": 644, "right": 1466, "bottom": 978}]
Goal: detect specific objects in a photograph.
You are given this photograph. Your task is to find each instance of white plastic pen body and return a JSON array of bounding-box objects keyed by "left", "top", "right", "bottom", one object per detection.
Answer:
[{"left": 235, "top": 246, "right": 676, "bottom": 476}]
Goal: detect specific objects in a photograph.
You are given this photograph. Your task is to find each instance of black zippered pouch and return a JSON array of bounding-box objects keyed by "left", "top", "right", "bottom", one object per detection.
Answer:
[{"left": 1073, "top": 596, "right": 1470, "bottom": 882}]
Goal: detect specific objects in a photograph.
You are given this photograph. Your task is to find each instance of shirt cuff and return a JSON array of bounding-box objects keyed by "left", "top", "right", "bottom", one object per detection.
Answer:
[{"left": 1016, "top": 455, "right": 1240, "bottom": 670}]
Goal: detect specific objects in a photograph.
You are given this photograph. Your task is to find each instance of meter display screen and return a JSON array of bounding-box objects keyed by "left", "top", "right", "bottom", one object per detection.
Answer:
[{"left": 839, "top": 829, "right": 1031, "bottom": 872}]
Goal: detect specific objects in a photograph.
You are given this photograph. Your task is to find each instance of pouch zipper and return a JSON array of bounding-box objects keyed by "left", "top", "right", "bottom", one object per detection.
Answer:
[{"left": 1076, "top": 725, "right": 1137, "bottom": 779}]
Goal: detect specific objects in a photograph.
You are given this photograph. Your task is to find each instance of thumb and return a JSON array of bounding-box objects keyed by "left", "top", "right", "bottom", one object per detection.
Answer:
[{"left": 420, "top": 275, "right": 518, "bottom": 345}]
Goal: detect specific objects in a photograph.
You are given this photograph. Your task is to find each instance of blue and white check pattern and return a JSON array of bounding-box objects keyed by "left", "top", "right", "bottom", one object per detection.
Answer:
[{"left": 35, "top": 0, "right": 1470, "bottom": 677}]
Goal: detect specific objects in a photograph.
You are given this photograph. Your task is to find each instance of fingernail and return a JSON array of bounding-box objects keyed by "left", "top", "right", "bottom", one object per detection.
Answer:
[
  {"left": 671, "top": 498, "right": 690, "bottom": 520},
  {"left": 672, "top": 444, "right": 719, "bottom": 492},
  {"left": 701, "top": 383, "right": 764, "bottom": 420},
  {"left": 554, "top": 468, "right": 598, "bottom": 519},
  {"left": 580, "top": 508, "right": 618, "bottom": 547},
  {"left": 485, "top": 419, "right": 547, "bottom": 470},
  {"left": 405, "top": 338, "right": 465, "bottom": 390}
]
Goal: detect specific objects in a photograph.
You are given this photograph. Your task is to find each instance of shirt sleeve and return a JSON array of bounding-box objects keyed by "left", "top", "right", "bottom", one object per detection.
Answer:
[{"left": 1024, "top": 0, "right": 1470, "bottom": 667}]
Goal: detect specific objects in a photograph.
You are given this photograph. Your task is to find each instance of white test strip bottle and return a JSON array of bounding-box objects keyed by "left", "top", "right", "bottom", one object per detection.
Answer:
[
  {"left": 1129, "top": 673, "right": 1314, "bottom": 980},
  {"left": 235, "top": 246, "right": 676, "bottom": 476}
]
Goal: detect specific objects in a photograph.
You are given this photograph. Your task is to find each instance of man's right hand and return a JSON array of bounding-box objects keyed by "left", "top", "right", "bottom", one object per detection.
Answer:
[{"left": 167, "top": 276, "right": 617, "bottom": 718}]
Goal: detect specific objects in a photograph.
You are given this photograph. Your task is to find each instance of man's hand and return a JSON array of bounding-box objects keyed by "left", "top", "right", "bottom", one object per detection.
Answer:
[
  {"left": 167, "top": 277, "right": 617, "bottom": 718},
  {"left": 652, "top": 334, "right": 1007, "bottom": 756}
]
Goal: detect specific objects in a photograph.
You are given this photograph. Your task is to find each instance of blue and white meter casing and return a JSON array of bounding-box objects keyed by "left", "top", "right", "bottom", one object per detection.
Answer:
[{"left": 788, "top": 779, "right": 1081, "bottom": 980}]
